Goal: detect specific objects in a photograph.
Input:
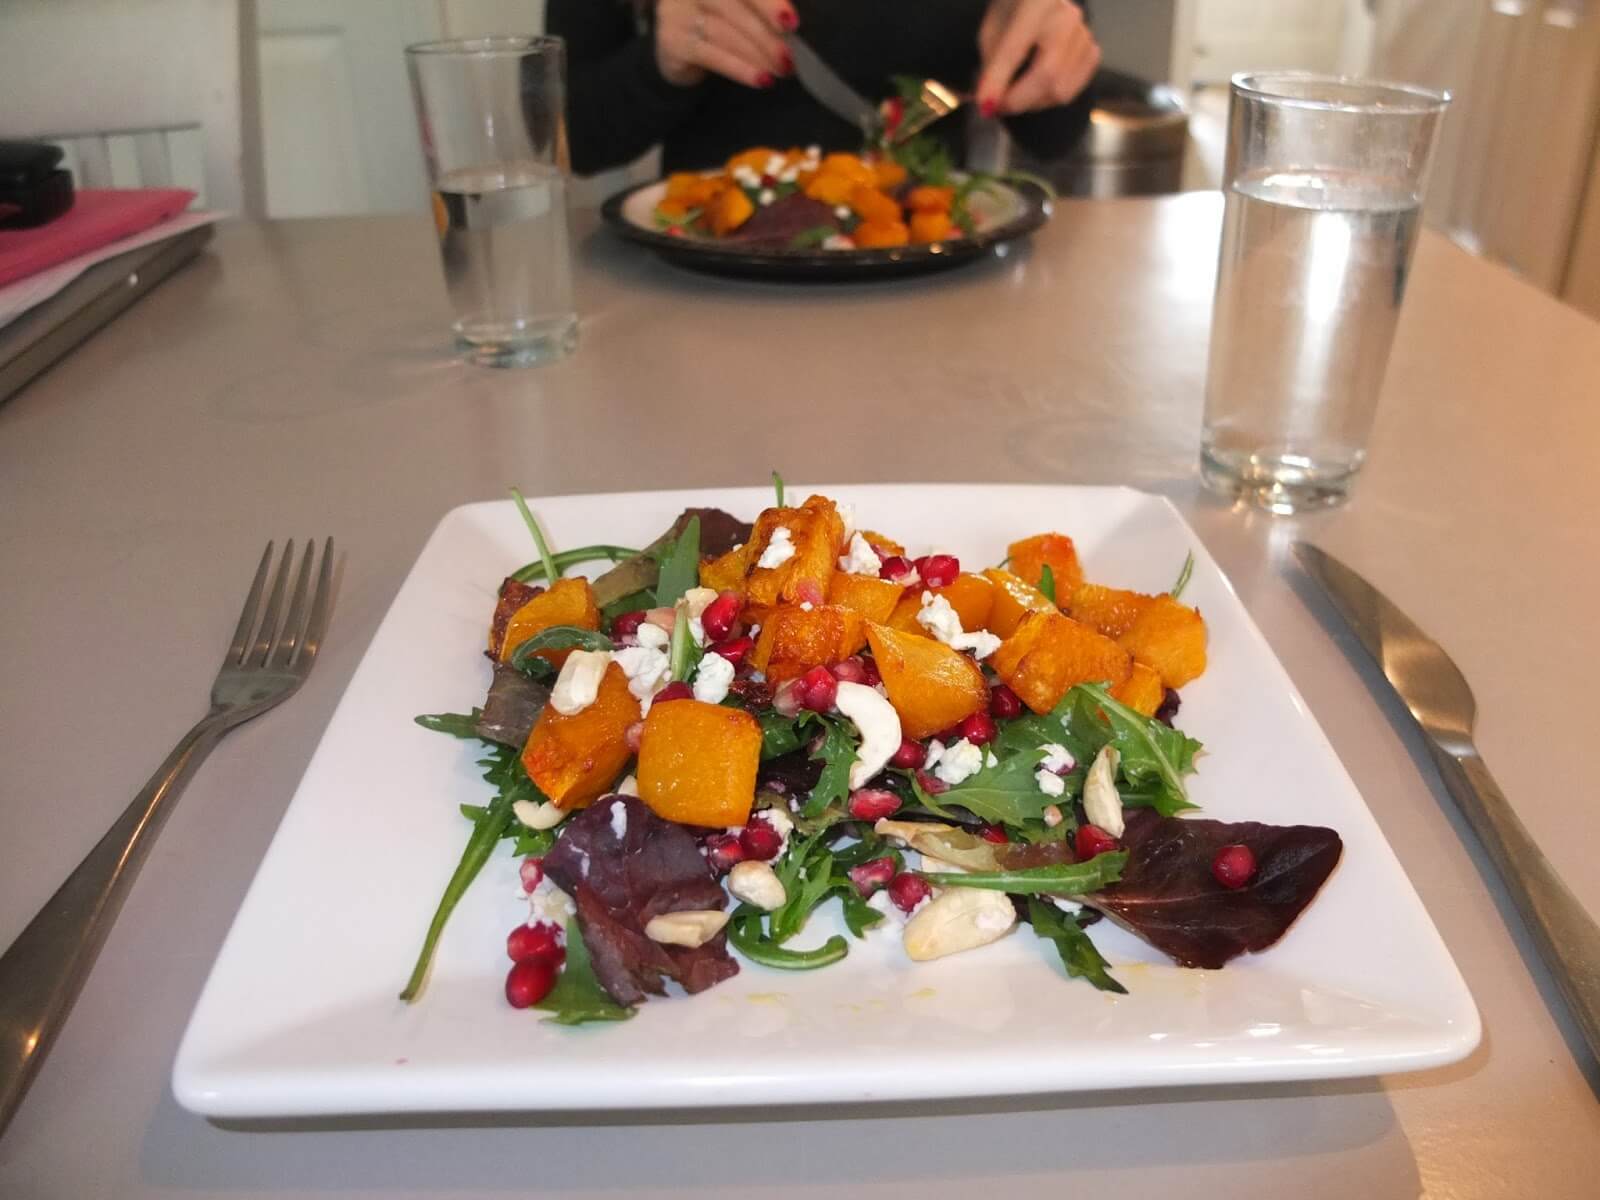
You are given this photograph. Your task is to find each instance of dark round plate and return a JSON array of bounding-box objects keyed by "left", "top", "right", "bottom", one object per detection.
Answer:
[{"left": 599, "top": 176, "right": 1051, "bottom": 281}]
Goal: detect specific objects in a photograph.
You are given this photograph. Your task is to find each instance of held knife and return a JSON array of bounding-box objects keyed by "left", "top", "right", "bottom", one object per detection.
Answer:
[
  {"left": 782, "top": 33, "right": 878, "bottom": 132},
  {"left": 1293, "top": 542, "right": 1600, "bottom": 1062}
]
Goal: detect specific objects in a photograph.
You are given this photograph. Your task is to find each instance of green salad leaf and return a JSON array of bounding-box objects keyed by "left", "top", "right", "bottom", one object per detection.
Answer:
[
  {"left": 654, "top": 515, "right": 700, "bottom": 608},
  {"left": 415, "top": 710, "right": 482, "bottom": 739},
  {"left": 1039, "top": 563, "right": 1057, "bottom": 605},
  {"left": 510, "top": 545, "right": 641, "bottom": 586},
  {"left": 759, "top": 711, "right": 805, "bottom": 759},
  {"left": 507, "top": 625, "right": 614, "bottom": 677},
  {"left": 1064, "top": 684, "right": 1200, "bottom": 816},
  {"left": 931, "top": 747, "right": 1061, "bottom": 826},
  {"left": 668, "top": 602, "right": 703, "bottom": 682},
  {"left": 535, "top": 923, "right": 635, "bottom": 1025},
  {"left": 510, "top": 487, "right": 560, "bottom": 587},
  {"left": 788, "top": 227, "right": 834, "bottom": 249},
  {"left": 799, "top": 713, "right": 857, "bottom": 817},
  {"left": 772, "top": 470, "right": 785, "bottom": 508},
  {"left": 1026, "top": 899, "right": 1126, "bottom": 994},
  {"left": 920, "top": 853, "right": 1127, "bottom": 895},
  {"left": 400, "top": 734, "right": 541, "bottom": 1002},
  {"left": 1170, "top": 551, "right": 1195, "bottom": 600},
  {"left": 728, "top": 910, "right": 849, "bottom": 969}
]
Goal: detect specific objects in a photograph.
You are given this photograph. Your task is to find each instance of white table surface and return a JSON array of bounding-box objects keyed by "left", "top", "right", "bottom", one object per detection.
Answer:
[{"left": 1, "top": 195, "right": 1597, "bottom": 1198}]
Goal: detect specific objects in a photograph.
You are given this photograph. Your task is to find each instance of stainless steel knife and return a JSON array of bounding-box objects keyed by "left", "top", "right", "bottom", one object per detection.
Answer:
[
  {"left": 782, "top": 33, "right": 877, "bottom": 132},
  {"left": 1294, "top": 542, "right": 1600, "bottom": 1061}
]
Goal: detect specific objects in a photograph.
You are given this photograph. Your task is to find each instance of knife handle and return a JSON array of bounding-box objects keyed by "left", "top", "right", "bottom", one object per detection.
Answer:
[{"left": 1428, "top": 743, "right": 1600, "bottom": 1061}]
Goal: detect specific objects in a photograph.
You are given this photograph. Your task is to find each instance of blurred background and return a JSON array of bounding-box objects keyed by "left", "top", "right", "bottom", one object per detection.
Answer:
[{"left": 3, "top": 0, "right": 1596, "bottom": 320}]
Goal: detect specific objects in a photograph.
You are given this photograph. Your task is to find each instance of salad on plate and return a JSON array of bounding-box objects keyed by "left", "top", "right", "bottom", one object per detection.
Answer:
[{"left": 403, "top": 480, "right": 1343, "bottom": 1025}]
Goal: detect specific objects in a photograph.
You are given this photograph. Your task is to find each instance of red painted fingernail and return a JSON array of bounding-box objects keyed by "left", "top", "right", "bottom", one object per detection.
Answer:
[
  {"left": 979, "top": 97, "right": 999, "bottom": 119},
  {"left": 779, "top": 8, "right": 798, "bottom": 31},
  {"left": 757, "top": 71, "right": 775, "bottom": 88},
  {"left": 779, "top": 51, "right": 793, "bottom": 75}
]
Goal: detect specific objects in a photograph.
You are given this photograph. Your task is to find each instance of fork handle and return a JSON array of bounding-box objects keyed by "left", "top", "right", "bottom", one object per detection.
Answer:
[
  {"left": 1429, "top": 743, "right": 1600, "bottom": 1061},
  {"left": 0, "top": 713, "right": 226, "bottom": 1133}
]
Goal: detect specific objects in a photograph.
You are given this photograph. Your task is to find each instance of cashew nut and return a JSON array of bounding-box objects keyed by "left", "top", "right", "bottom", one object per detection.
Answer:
[
  {"left": 902, "top": 886, "right": 1018, "bottom": 961},
  {"left": 1083, "top": 745, "right": 1124, "bottom": 836},
  {"left": 643, "top": 909, "right": 729, "bottom": 948},
  {"left": 727, "top": 860, "right": 787, "bottom": 911},
  {"left": 834, "top": 681, "right": 903, "bottom": 788},
  {"left": 513, "top": 799, "right": 567, "bottom": 830}
]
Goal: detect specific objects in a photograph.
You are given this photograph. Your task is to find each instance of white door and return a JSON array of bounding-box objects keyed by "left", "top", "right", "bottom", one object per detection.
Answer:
[{"left": 257, "top": 0, "right": 441, "bottom": 217}]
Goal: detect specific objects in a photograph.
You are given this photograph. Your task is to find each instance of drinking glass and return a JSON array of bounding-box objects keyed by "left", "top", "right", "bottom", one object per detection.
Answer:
[
  {"left": 406, "top": 36, "right": 577, "bottom": 367},
  {"left": 1200, "top": 73, "right": 1449, "bottom": 513}
]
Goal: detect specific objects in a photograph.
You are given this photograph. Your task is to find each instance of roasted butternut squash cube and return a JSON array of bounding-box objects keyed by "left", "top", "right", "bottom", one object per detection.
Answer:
[
  {"left": 499, "top": 577, "right": 600, "bottom": 666},
  {"left": 521, "top": 663, "right": 640, "bottom": 809},
  {"left": 886, "top": 572, "right": 995, "bottom": 635},
  {"left": 804, "top": 172, "right": 856, "bottom": 206},
  {"left": 749, "top": 604, "right": 866, "bottom": 683},
  {"left": 1068, "top": 582, "right": 1154, "bottom": 639},
  {"left": 744, "top": 495, "right": 845, "bottom": 612},
  {"left": 909, "top": 210, "right": 954, "bottom": 243},
  {"left": 725, "top": 147, "right": 779, "bottom": 175},
  {"left": 872, "top": 158, "right": 908, "bottom": 190},
  {"left": 699, "top": 542, "right": 751, "bottom": 594},
  {"left": 849, "top": 185, "right": 902, "bottom": 225},
  {"left": 655, "top": 197, "right": 692, "bottom": 221},
  {"left": 1118, "top": 595, "right": 1207, "bottom": 687},
  {"left": 637, "top": 700, "right": 762, "bottom": 827},
  {"left": 980, "top": 567, "right": 1057, "bottom": 638},
  {"left": 1006, "top": 533, "right": 1085, "bottom": 597},
  {"left": 859, "top": 529, "right": 906, "bottom": 557},
  {"left": 906, "top": 185, "right": 955, "bottom": 214},
  {"left": 853, "top": 220, "right": 910, "bottom": 248},
  {"left": 819, "top": 153, "right": 875, "bottom": 185},
  {"left": 710, "top": 186, "right": 755, "bottom": 236},
  {"left": 865, "top": 623, "right": 988, "bottom": 740},
  {"left": 826, "top": 573, "right": 904, "bottom": 625},
  {"left": 1111, "top": 661, "right": 1165, "bottom": 717},
  {"left": 991, "top": 611, "right": 1132, "bottom": 714}
]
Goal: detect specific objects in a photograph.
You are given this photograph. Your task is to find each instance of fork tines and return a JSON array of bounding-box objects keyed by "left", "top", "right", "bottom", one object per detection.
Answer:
[{"left": 228, "top": 539, "right": 335, "bottom": 671}]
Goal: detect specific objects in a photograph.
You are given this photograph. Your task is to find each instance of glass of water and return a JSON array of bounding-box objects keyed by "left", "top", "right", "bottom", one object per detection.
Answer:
[
  {"left": 1200, "top": 73, "right": 1448, "bottom": 513},
  {"left": 405, "top": 36, "right": 577, "bottom": 367}
]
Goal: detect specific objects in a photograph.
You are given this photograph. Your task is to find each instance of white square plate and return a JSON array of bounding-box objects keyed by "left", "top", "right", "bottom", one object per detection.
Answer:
[{"left": 174, "top": 485, "right": 1479, "bottom": 1118}]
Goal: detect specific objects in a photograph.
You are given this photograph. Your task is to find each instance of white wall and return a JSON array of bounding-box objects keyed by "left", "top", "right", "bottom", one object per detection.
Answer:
[{"left": 0, "top": 0, "right": 246, "bottom": 211}]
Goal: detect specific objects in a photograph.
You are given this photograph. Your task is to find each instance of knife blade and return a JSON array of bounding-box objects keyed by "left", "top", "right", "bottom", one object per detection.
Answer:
[
  {"left": 782, "top": 33, "right": 877, "bottom": 131},
  {"left": 1293, "top": 541, "right": 1600, "bottom": 1062}
]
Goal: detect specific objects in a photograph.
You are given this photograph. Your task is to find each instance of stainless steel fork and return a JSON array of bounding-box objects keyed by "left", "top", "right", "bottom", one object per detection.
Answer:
[{"left": 0, "top": 539, "right": 334, "bottom": 1134}]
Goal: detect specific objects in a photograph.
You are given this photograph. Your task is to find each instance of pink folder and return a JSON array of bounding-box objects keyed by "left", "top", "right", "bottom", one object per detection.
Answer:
[{"left": 0, "top": 188, "right": 196, "bottom": 287}]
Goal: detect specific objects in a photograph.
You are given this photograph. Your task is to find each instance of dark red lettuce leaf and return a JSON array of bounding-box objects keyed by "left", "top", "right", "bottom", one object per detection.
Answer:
[
  {"left": 473, "top": 662, "right": 548, "bottom": 747},
  {"left": 1088, "top": 809, "right": 1343, "bottom": 969},
  {"left": 667, "top": 507, "right": 751, "bottom": 559},
  {"left": 727, "top": 194, "right": 842, "bottom": 249},
  {"left": 544, "top": 795, "right": 737, "bottom": 1006}
]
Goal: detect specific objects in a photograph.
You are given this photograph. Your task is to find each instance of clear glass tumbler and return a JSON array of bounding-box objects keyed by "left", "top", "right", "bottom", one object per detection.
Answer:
[
  {"left": 406, "top": 36, "right": 577, "bottom": 367},
  {"left": 1200, "top": 73, "right": 1448, "bottom": 513}
]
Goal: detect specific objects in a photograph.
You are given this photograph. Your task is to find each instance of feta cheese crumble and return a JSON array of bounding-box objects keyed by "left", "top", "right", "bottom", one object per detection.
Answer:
[
  {"left": 609, "top": 798, "right": 628, "bottom": 840},
  {"left": 915, "top": 592, "right": 1002, "bottom": 660},
  {"left": 837, "top": 531, "right": 882, "bottom": 575},
  {"left": 756, "top": 526, "right": 795, "bottom": 569},
  {"left": 612, "top": 644, "right": 671, "bottom": 712},
  {"left": 822, "top": 234, "right": 855, "bottom": 250},
  {"left": 758, "top": 188, "right": 775, "bottom": 206},
  {"left": 634, "top": 622, "right": 670, "bottom": 651},
  {"left": 932, "top": 738, "right": 984, "bottom": 786},
  {"left": 1035, "top": 769, "right": 1066, "bottom": 797},
  {"left": 692, "top": 651, "right": 735, "bottom": 704},
  {"left": 1039, "top": 743, "right": 1076, "bottom": 774},
  {"left": 550, "top": 649, "right": 610, "bottom": 715}
]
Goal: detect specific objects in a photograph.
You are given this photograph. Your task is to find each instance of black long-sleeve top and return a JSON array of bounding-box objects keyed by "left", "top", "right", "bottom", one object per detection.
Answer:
[{"left": 547, "top": 0, "right": 1093, "bottom": 176}]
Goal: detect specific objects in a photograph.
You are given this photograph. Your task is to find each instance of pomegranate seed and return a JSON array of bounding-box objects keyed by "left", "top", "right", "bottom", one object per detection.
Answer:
[
  {"left": 915, "top": 554, "right": 960, "bottom": 588},
  {"left": 505, "top": 958, "right": 557, "bottom": 1008},
  {"left": 915, "top": 768, "right": 948, "bottom": 796},
  {"left": 847, "top": 788, "right": 901, "bottom": 820},
  {"left": 704, "top": 833, "right": 745, "bottom": 873},
  {"left": 518, "top": 857, "right": 545, "bottom": 892},
  {"left": 858, "top": 656, "right": 882, "bottom": 686},
  {"left": 701, "top": 591, "right": 743, "bottom": 642},
  {"left": 889, "top": 738, "right": 926, "bottom": 769},
  {"left": 887, "top": 872, "right": 932, "bottom": 913},
  {"left": 989, "top": 683, "right": 1023, "bottom": 719},
  {"left": 611, "top": 610, "right": 648, "bottom": 642},
  {"left": 740, "top": 818, "right": 783, "bottom": 861},
  {"left": 625, "top": 720, "right": 646, "bottom": 752},
  {"left": 666, "top": 226, "right": 685, "bottom": 238},
  {"left": 830, "top": 656, "right": 870, "bottom": 684},
  {"left": 957, "top": 711, "right": 997, "bottom": 745},
  {"left": 644, "top": 606, "right": 677, "bottom": 632},
  {"left": 772, "top": 679, "right": 804, "bottom": 717},
  {"left": 710, "top": 635, "right": 754, "bottom": 666},
  {"left": 849, "top": 856, "right": 896, "bottom": 896},
  {"left": 979, "top": 823, "right": 1009, "bottom": 844},
  {"left": 761, "top": 173, "right": 776, "bottom": 187},
  {"left": 878, "top": 555, "right": 918, "bottom": 585},
  {"left": 1212, "top": 844, "right": 1257, "bottom": 890},
  {"left": 796, "top": 665, "right": 837, "bottom": 712},
  {"left": 1075, "top": 824, "right": 1121, "bottom": 860},
  {"left": 653, "top": 681, "right": 693, "bottom": 704},
  {"left": 506, "top": 921, "right": 565, "bottom": 965}
]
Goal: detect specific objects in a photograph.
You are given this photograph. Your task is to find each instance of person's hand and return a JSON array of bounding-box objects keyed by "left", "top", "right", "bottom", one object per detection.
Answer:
[
  {"left": 655, "top": 0, "right": 797, "bottom": 90},
  {"left": 976, "top": 0, "right": 1099, "bottom": 117}
]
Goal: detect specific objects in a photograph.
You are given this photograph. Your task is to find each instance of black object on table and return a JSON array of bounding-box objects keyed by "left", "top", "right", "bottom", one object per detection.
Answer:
[{"left": 0, "top": 142, "right": 75, "bottom": 229}]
